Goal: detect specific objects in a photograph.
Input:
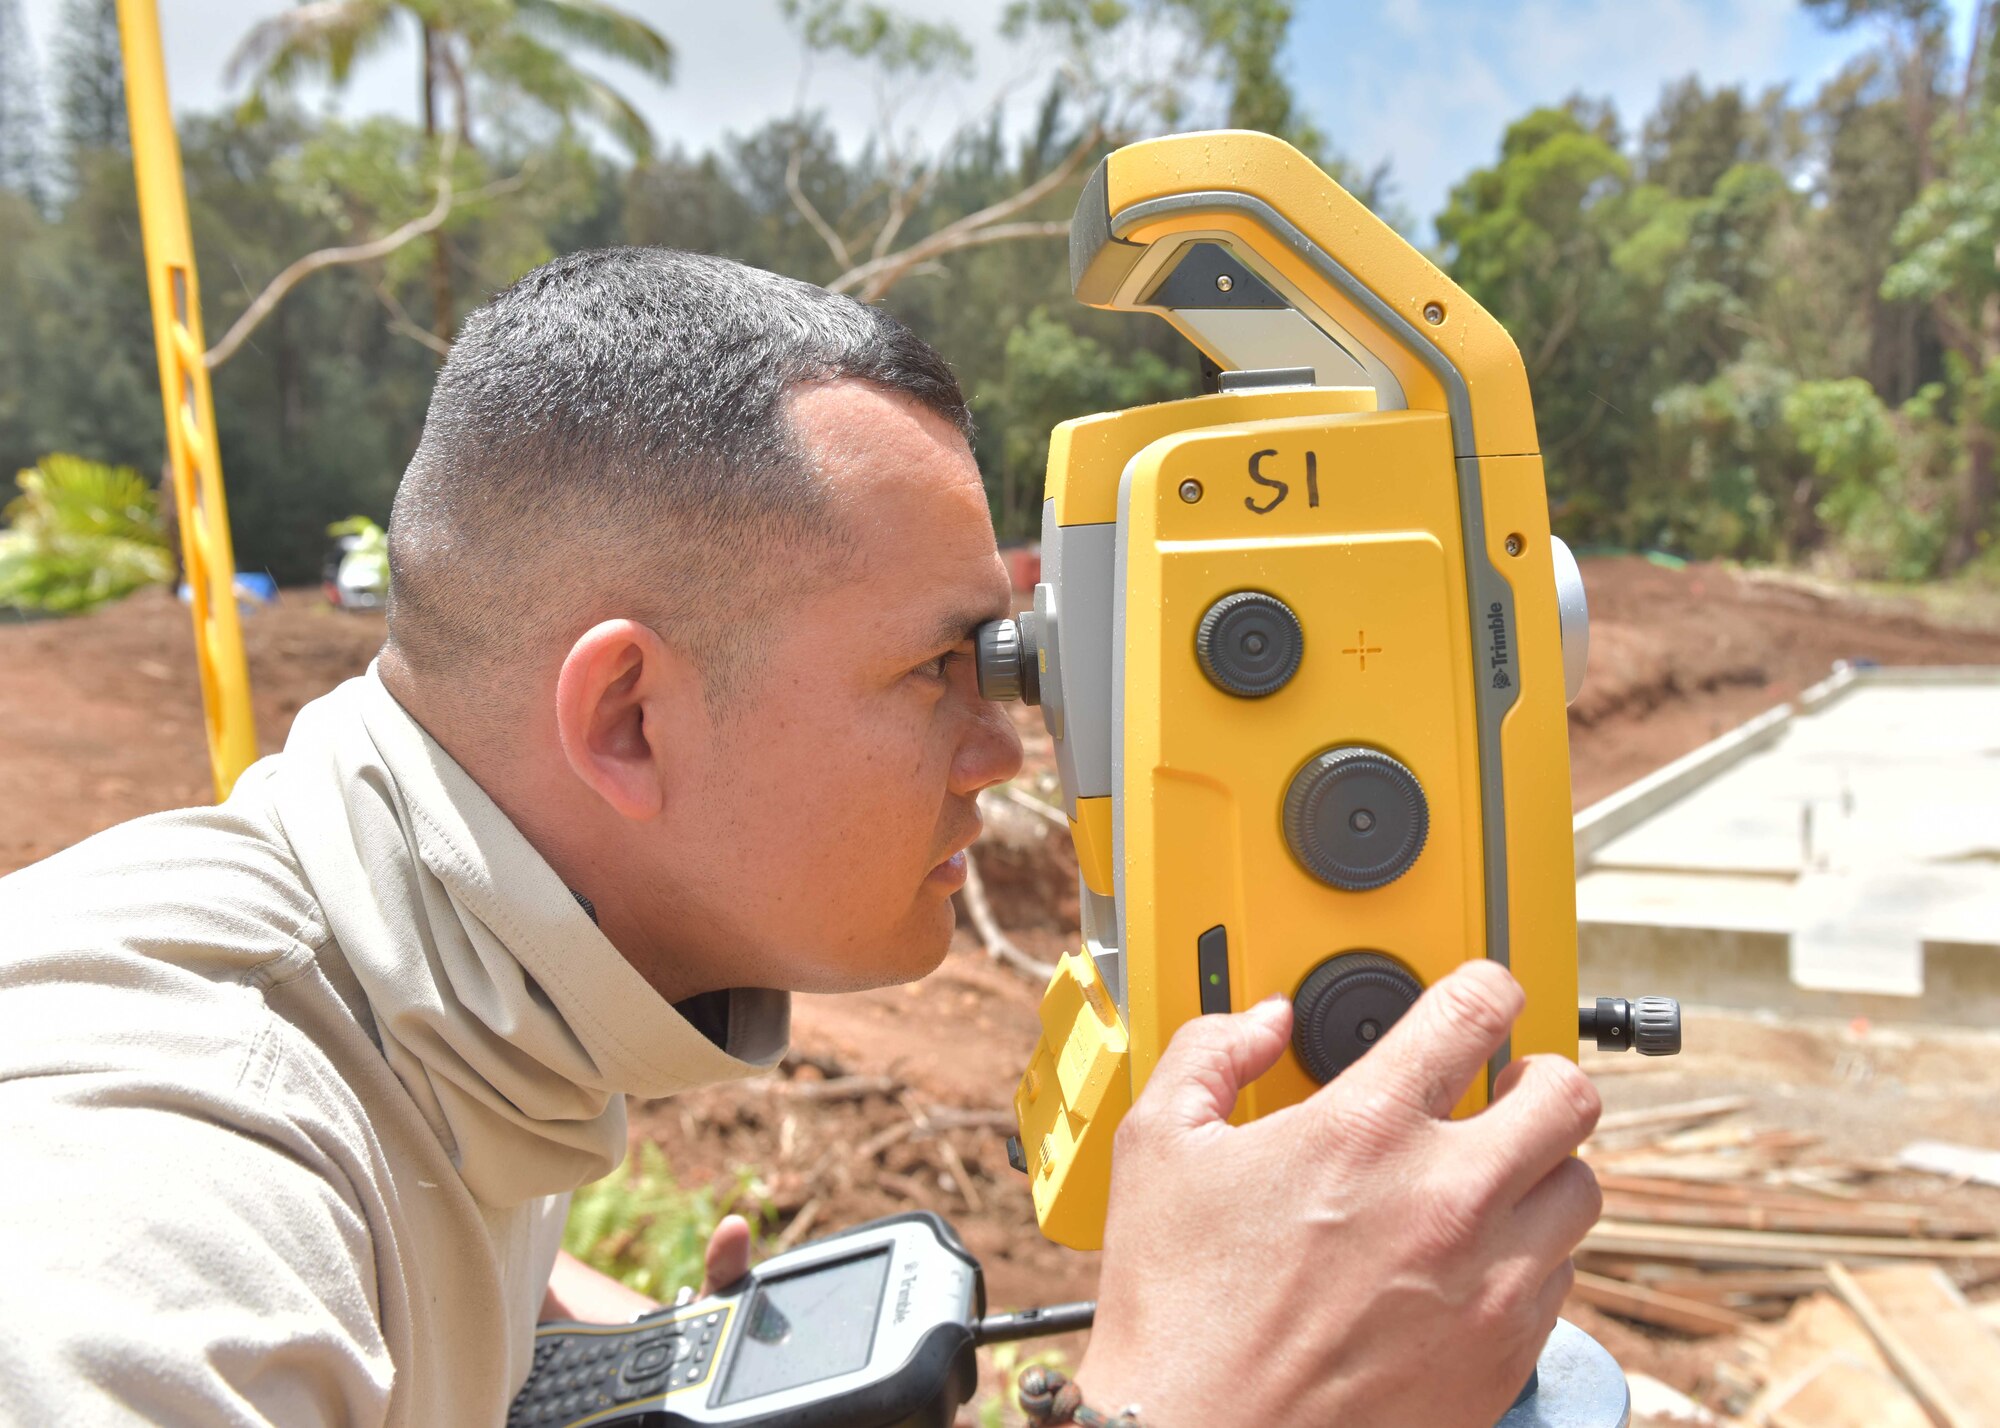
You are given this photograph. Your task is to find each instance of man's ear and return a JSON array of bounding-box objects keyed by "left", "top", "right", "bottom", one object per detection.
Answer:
[{"left": 553, "top": 620, "right": 704, "bottom": 821}]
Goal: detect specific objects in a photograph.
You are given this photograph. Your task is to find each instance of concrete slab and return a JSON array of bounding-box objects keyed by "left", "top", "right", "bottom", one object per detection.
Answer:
[{"left": 1574, "top": 667, "right": 2000, "bottom": 1027}]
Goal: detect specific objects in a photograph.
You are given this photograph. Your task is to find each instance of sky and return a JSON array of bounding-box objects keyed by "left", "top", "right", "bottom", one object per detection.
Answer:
[{"left": 15, "top": 0, "right": 1986, "bottom": 236}]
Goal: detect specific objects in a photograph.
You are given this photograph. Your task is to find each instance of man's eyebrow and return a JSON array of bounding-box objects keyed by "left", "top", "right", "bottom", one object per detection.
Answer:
[{"left": 923, "top": 602, "right": 1010, "bottom": 651}]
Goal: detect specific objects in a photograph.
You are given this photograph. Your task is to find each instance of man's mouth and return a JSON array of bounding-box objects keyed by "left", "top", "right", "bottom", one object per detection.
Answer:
[{"left": 926, "top": 821, "right": 981, "bottom": 888}]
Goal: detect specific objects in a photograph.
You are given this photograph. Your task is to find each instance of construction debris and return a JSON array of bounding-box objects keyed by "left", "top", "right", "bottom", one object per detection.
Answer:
[{"left": 1574, "top": 1098, "right": 2000, "bottom": 1425}]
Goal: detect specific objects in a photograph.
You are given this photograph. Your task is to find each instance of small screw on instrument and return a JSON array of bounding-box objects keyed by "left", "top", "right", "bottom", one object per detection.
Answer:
[
  {"left": 1178, "top": 479, "right": 1203, "bottom": 503},
  {"left": 1505, "top": 533, "right": 1524, "bottom": 556},
  {"left": 1216, "top": 274, "right": 1234, "bottom": 293},
  {"left": 1423, "top": 301, "right": 1445, "bottom": 325}
]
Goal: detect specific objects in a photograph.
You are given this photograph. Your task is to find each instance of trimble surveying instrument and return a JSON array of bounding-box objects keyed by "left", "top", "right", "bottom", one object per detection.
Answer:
[{"left": 970, "top": 129, "right": 1682, "bottom": 1425}]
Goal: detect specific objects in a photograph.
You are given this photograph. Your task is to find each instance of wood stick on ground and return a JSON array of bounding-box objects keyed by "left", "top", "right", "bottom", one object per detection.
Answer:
[
  {"left": 773, "top": 1197, "right": 823, "bottom": 1253},
  {"left": 920, "top": 1107, "right": 1018, "bottom": 1133},
  {"left": 1825, "top": 1262, "right": 2000, "bottom": 1428},
  {"left": 959, "top": 847, "right": 1056, "bottom": 981},
  {"left": 901, "top": 1093, "right": 983, "bottom": 1214},
  {"left": 760, "top": 1074, "right": 904, "bottom": 1102},
  {"left": 1569, "top": 1270, "right": 1755, "bottom": 1337},
  {"left": 995, "top": 784, "right": 1073, "bottom": 834},
  {"left": 854, "top": 1120, "right": 918, "bottom": 1163}
]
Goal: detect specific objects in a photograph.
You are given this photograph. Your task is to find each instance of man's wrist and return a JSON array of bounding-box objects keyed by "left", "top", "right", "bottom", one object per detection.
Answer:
[{"left": 1062, "top": 1353, "right": 1157, "bottom": 1428}]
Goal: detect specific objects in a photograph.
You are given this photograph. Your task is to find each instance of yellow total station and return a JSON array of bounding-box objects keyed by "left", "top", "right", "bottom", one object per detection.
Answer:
[{"left": 973, "top": 131, "right": 1673, "bottom": 1253}]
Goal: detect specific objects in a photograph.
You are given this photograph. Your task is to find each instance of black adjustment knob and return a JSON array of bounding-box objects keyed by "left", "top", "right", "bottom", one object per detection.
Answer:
[
  {"left": 1579, "top": 996, "right": 1682, "bottom": 1055},
  {"left": 1291, "top": 952, "right": 1423, "bottom": 1084},
  {"left": 1196, "top": 591, "right": 1303, "bottom": 697},
  {"left": 1283, "top": 748, "right": 1429, "bottom": 890},
  {"left": 974, "top": 614, "right": 1040, "bottom": 704}
]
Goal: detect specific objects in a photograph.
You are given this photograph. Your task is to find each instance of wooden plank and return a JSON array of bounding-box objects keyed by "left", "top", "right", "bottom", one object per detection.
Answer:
[
  {"left": 1569, "top": 1270, "right": 1752, "bottom": 1337},
  {"left": 1899, "top": 1140, "right": 2000, "bottom": 1190},
  {"left": 1757, "top": 1296, "right": 1893, "bottom": 1385},
  {"left": 1590, "top": 1095, "right": 1751, "bottom": 1136},
  {"left": 1599, "top": 1192, "right": 1992, "bottom": 1239},
  {"left": 1648, "top": 1268, "right": 1832, "bottom": 1303},
  {"left": 1595, "top": 1173, "right": 1995, "bottom": 1236},
  {"left": 1826, "top": 1262, "right": 2000, "bottom": 1428},
  {"left": 1585, "top": 1221, "right": 2000, "bottom": 1269},
  {"left": 1766, "top": 1357, "right": 1933, "bottom": 1428}
]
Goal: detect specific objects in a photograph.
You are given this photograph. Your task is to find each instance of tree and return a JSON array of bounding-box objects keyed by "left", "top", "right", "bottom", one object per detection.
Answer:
[
  {"left": 1811, "top": 0, "right": 2000, "bottom": 569},
  {"left": 53, "top": 0, "right": 127, "bottom": 175},
  {"left": 1438, "top": 105, "right": 1658, "bottom": 535},
  {"left": 1883, "top": 98, "right": 2000, "bottom": 568},
  {"left": 0, "top": 0, "right": 46, "bottom": 205},
  {"left": 228, "top": 0, "right": 673, "bottom": 340}
]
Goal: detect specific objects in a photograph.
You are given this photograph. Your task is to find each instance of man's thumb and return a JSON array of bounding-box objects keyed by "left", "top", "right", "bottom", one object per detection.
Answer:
[{"left": 1144, "top": 997, "right": 1293, "bottom": 1133}]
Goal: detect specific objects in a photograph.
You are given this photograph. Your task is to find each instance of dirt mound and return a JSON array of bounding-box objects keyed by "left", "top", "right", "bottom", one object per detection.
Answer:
[
  {"left": 1560, "top": 557, "right": 2000, "bottom": 805},
  {"left": 0, "top": 589, "right": 385, "bottom": 875}
]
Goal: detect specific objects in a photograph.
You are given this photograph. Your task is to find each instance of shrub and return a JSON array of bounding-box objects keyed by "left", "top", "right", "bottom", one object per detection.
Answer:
[
  {"left": 563, "top": 1143, "right": 772, "bottom": 1302},
  {"left": 0, "top": 453, "right": 173, "bottom": 614}
]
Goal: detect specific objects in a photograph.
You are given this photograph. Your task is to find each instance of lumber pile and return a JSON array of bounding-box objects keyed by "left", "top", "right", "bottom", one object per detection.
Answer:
[{"left": 1571, "top": 1097, "right": 2000, "bottom": 1427}]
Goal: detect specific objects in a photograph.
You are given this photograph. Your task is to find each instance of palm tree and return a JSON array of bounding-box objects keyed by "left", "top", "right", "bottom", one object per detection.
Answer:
[{"left": 227, "top": 0, "right": 673, "bottom": 341}]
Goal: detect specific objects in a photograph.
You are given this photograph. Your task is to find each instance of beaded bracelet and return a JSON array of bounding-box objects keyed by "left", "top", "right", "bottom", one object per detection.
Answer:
[{"left": 1017, "top": 1365, "right": 1146, "bottom": 1428}]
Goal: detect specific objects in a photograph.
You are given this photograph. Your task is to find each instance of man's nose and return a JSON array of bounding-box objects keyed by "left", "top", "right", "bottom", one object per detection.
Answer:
[{"left": 951, "top": 695, "right": 1025, "bottom": 796}]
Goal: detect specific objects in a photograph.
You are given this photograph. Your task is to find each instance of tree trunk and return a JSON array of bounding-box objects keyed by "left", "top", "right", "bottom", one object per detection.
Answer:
[
  {"left": 421, "top": 24, "right": 453, "bottom": 352},
  {"left": 1947, "top": 293, "right": 2000, "bottom": 571}
]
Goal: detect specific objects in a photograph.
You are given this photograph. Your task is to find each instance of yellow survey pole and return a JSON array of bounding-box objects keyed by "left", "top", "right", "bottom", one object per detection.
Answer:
[{"left": 116, "top": 0, "right": 257, "bottom": 799}]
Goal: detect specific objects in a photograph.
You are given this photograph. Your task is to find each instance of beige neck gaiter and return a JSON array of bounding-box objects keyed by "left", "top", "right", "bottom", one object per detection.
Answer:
[{"left": 269, "top": 667, "right": 789, "bottom": 1208}]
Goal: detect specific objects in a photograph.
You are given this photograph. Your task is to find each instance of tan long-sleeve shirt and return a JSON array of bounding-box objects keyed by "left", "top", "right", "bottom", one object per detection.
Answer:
[{"left": 0, "top": 668, "right": 789, "bottom": 1426}]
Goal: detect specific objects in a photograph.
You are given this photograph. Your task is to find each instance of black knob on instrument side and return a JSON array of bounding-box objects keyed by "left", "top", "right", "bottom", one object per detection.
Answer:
[
  {"left": 1292, "top": 952, "right": 1423, "bottom": 1084},
  {"left": 1283, "top": 748, "right": 1428, "bottom": 891},
  {"left": 1196, "top": 591, "right": 1303, "bottom": 697}
]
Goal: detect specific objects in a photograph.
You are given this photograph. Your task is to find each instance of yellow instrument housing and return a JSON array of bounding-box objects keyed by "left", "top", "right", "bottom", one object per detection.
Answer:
[{"left": 1012, "top": 131, "right": 1579, "bottom": 1250}]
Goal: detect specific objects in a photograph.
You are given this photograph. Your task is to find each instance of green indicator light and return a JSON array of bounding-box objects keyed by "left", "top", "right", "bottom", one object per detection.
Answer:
[{"left": 1208, "top": 973, "right": 1220, "bottom": 985}]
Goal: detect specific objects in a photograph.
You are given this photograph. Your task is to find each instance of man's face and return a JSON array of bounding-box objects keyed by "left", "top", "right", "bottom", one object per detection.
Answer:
[{"left": 661, "top": 380, "right": 1023, "bottom": 992}]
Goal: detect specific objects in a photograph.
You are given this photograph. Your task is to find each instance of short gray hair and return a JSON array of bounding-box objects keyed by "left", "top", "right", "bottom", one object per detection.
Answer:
[{"left": 385, "top": 248, "right": 972, "bottom": 700}]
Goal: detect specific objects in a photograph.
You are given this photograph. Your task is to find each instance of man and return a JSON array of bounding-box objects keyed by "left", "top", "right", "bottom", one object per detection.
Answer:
[{"left": 0, "top": 249, "right": 1601, "bottom": 1427}]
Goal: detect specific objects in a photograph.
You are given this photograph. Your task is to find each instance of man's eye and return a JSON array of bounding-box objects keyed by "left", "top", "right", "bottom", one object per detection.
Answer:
[{"left": 918, "top": 651, "right": 964, "bottom": 681}]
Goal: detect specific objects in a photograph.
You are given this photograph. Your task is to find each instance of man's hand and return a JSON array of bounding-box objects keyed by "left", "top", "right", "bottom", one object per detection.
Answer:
[
  {"left": 540, "top": 1215, "right": 756, "bottom": 1322},
  {"left": 1074, "top": 962, "right": 1601, "bottom": 1428}
]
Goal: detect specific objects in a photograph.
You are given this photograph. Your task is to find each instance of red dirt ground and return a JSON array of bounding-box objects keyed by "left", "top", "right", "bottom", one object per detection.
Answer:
[{"left": 5, "top": 557, "right": 1999, "bottom": 1414}]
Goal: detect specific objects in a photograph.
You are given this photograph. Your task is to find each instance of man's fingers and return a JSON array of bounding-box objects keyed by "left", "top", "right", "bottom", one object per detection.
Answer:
[
  {"left": 1142, "top": 997, "right": 1293, "bottom": 1134},
  {"left": 698, "top": 1214, "right": 753, "bottom": 1296},
  {"left": 1340, "top": 960, "right": 1522, "bottom": 1123},
  {"left": 1475, "top": 1055, "right": 1602, "bottom": 1206},
  {"left": 1510, "top": 1157, "right": 1604, "bottom": 1268}
]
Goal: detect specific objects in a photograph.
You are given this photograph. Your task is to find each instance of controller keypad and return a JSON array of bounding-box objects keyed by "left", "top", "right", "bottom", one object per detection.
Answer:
[{"left": 508, "top": 1314, "right": 713, "bottom": 1428}]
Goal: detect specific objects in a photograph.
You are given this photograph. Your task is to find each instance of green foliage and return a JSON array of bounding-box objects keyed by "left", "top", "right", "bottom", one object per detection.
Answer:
[
  {"left": 0, "top": 453, "right": 172, "bottom": 614},
  {"left": 563, "top": 1144, "right": 772, "bottom": 1303},
  {"left": 5, "top": 0, "right": 1998, "bottom": 589},
  {"left": 53, "top": 0, "right": 126, "bottom": 173},
  {"left": 1792, "top": 377, "right": 1946, "bottom": 579},
  {"left": 229, "top": 0, "right": 674, "bottom": 159},
  {"left": 985, "top": 309, "right": 1195, "bottom": 540},
  {"left": 781, "top": 0, "right": 975, "bottom": 76}
]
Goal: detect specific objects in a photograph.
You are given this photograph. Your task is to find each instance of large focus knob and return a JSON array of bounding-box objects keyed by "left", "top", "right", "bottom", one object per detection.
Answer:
[
  {"left": 1550, "top": 536, "right": 1589, "bottom": 706},
  {"left": 974, "top": 614, "right": 1040, "bottom": 705},
  {"left": 1283, "top": 748, "right": 1429, "bottom": 890},
  {"left": 1292, "top": 952, "right": 1423, "bottom": 1083},
  {"left": 1196, "top": 591, "right": 1303, "bottom": 697}
]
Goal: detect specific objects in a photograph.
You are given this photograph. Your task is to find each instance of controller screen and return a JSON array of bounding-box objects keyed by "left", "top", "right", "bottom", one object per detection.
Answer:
[{"left": 716, "top": 1247, "right": 892, "bottom": 1406}]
